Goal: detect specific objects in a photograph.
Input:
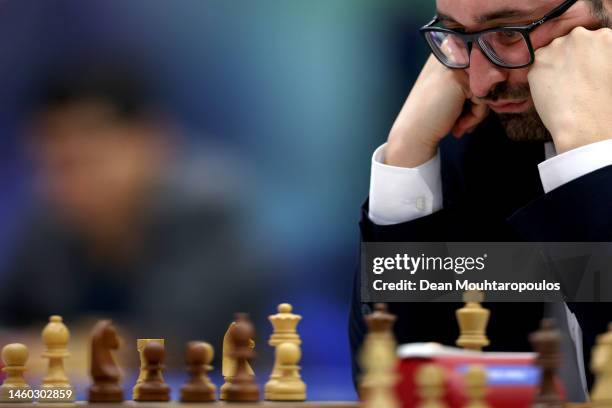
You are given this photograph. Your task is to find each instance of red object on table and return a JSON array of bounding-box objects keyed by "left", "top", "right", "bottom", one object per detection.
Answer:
[{"left": 395, "top": 343, "right": 565, "bottom": 408}]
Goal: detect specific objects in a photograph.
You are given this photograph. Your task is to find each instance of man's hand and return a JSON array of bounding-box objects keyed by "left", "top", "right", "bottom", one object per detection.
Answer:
[
  {"left": 528, "top": 27, "right": 612, "bottom": 154},
  {"left": 386, "top": 55, "right": 489, "bottom": 168}
]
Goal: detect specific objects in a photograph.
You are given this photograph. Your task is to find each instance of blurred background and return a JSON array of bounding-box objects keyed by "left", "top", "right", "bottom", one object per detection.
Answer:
[{"left": 0, "top": 0, "right": 432, "bottom": 400}]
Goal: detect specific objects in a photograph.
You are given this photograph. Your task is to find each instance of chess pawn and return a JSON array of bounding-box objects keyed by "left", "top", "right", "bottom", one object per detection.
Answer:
[
  {"left": 180, "top": 341, "right": 217, "bottom": 402},
  {"left": 456, "top": 290, "right": 490, "bottom": 351},
  {"left": 591, "top": 323, "right": 612, "bottom": 405},
  {"left": 0, "top": 343, "right": 32, "bottom": 402},
  {"left": 416, "top": 363, "right": 448, "bottom": 408},
  {"left": 529, "top": 318, "right": 563, "bottom": 408},
  {"left": 220, "top": 320, "right": 255, "bottom": 400},
  {"left": 265, "top": 303, "right": 302, "bottom": 399},
  {"left": 224, "top": 313, "right": 260, "bottom": 402},
  {"left": 88, "top": 320, "right": 124, "bottom": 402},
  {"left": 463, "top": 365, "right": 490, "bottom": 408},
  {"left": 134, "top": 338, "right": 164, "bottom": 395},
  {"left": 41, "top": 315, "right": 75, "bottom": 402},
  {"left": 132, "top": 341, "right": 171, "bottom": 401},
  {"left": 267, "top": 342, "right": 306, "bottom": 401}
]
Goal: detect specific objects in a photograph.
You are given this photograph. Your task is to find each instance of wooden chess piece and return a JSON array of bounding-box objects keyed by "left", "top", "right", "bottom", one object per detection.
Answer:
[
  {"left": 265, "top": 303, "right": 302, "bottom": 400},
  {"left": 463, "top": 365, "right": 490, "bottom": 408},
  {"left": 180, "top": 341, "right": 217, "bottom": 402},
  {"left": 529, "top": 318, "right": 563, "bottom": 408},
  {"left": 267, "top": 342, "right": 306, "bottom": 401},
  {"left": 40, "top": 315, "right": 75, "bottom": 402},
  {"left": 591, "top": 323, "right": 612, "bottom": 405},
  {"left": 88, "top": 320, "right": 124, "bottom": 402},
  {"left": 220, "top": 319, "right": 255, "bottom": 400},
  {"left": 0, "top": 343, "right": 32, "bottom": 402},
  {"left": 361, "top": 333, "right": 399, "bottom": 408},
  {"left": 360, "top": 303, "right": 397, "bottom": 399},
  {"left": 416, "top": 363, "right": 448, "bottom": 408},
  {"left": 224, "top": 313, "right": 260, "bottom": 402},
  {"left": 133, "top": 338, "right": 164, "bottom": 399},
  {"left": 456, "top": 290, "right": 490, "bottom": 351},
  {"left": 132, "top": 341, "right": 171, "bottom": 401}
]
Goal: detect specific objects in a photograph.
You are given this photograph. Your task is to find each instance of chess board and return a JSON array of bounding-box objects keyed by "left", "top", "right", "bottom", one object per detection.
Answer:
[
  {"left": 0, "top": 402, "right": 595, "bottom": 408},
  {"left": 0, "top": 403, "right": 359, "bottom": 408}
]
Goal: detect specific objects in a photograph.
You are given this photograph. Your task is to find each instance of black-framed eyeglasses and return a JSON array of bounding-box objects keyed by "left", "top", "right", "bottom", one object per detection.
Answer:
[{"left": 420, "top": 0, "right": 578, "bottom": 69}]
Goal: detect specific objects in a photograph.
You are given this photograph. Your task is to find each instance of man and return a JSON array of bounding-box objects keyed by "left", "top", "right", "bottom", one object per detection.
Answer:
[
  {"left": 0, "top": 64, "right": 267, "bottom": 362},
  {"left": 350, "top": 0, "right": 612, "bottom": 401}
]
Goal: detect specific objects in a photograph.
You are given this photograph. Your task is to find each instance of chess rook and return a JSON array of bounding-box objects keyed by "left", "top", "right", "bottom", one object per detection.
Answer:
[
  {"left": 0, "top": 343, "right": 32, "bottom": 402},
  {"left": 88, "top": 320, "right": 124, "bottom": 402},
  {"left": 265, "top": 303, "right": 303, "bottom": 400},
  {"left": 180, "top": 341, "right": 217, "bottom": 402}
]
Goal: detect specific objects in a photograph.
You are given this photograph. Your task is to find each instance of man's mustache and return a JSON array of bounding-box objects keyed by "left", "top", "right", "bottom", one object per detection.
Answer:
[{"left": 481, "top": 82, "right": 531, "bottom": 103}]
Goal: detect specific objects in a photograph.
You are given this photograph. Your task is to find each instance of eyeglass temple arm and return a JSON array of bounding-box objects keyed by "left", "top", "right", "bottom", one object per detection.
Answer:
[{"left": 528, "top": 0, "right": 578, "bottom": 29}]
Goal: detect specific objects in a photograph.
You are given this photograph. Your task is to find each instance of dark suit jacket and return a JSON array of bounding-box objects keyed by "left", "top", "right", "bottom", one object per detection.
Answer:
[{"left": 349, "top": 115, "right": 612, "bottom": 394}]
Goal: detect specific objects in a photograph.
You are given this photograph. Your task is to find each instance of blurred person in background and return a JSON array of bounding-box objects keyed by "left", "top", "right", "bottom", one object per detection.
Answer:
[{"left": 0, "top": 62, "right": 267, "bottom": 363}]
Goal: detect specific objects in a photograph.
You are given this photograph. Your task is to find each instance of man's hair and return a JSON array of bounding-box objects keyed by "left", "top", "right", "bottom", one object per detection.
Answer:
[{"left": 31, "top": 62, "right": 155, "bottom": 122}]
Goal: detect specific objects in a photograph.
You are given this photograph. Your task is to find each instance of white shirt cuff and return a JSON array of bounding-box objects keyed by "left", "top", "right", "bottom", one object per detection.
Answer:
[
  {"left": 539, "top": 139, "right": 612, "bottom": 193},
  {"left": 368, "top": 144, "right": 442, "bottom": 226}
]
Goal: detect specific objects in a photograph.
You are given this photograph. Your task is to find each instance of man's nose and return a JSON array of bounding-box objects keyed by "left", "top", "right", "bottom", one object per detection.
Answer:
[{"left": 467, "top": 47, "right": 508, "bottom": 98}]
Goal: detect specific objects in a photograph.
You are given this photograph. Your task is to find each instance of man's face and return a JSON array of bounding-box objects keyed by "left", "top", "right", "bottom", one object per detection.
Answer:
[
  {"left": 436, "top": 0, "right": 604, "bottom": 141},
  {"left": 29, "top": 101, "right": 164, "bottom": 231}
]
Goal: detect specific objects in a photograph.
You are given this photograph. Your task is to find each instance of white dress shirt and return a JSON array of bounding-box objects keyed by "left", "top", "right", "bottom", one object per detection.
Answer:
[
  {"left": 368, "top": 138, "right": 612, "bottom": 400},
  {"left": 369, "top": 139, "right": 612, "bottom": 226}
]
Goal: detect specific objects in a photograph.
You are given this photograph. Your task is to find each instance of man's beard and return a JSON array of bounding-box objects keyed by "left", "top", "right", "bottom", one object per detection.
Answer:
[
  {"left": 485, "top": 82, "right": 552, "bottom": 143},
  {"left": 489, "top": 8, "right": 611, "bottom": 143}
]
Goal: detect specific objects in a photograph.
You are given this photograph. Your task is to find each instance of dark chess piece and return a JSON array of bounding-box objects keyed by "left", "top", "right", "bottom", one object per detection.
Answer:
[
  {"left": 133, "top": 341, "right": 171, "bottom": 401},
  {"left": 180, "top": 341, "right": 217, "bottom": 402},
  {"left": 88, "top": 320, "right": 124, "bottom": 402},
  {"left": 224, "top": 313, "right": 260, "bottom": 402},
  {"left": 529, "top": 319, "right": 564, "bottom": 408}
]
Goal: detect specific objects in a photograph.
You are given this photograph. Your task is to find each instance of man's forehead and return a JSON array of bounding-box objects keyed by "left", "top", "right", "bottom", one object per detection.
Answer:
[{"left": 436, "top": 0, "right": 556, "bottom": 26}]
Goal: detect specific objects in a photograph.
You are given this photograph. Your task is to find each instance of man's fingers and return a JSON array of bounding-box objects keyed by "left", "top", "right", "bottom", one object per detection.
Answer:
[{"left": 452, "top": 102, "right": 489, "bottom": 139}]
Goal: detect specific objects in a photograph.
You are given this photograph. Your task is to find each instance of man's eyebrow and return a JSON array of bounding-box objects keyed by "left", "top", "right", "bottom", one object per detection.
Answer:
[{"left": 436, "top": 8, "right": 534, "bottom": 26}]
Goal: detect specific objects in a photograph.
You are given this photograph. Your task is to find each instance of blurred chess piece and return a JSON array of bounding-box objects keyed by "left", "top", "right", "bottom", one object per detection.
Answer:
[
  {"left": 220, "top": 318, "right": 255, "bottom": 400},
  {"left": 265, "top": 303, "right": 302, "bottom": 400},
  {"left": 0, "top": 343, "right": 32, "bottom": 402},
  {"left": 133, "top": 338, "right": 164, "bottom": 399},
  {"left": 40, "top": 315, "right": 75, "bottom": 401},
  {"left": 529, "top": 319, "right": 563, "bottom": 408},
  {"left": 359, "top": 303, "right": 397, "bottom": 399},
  {"left": 224, "top": 313, "right": 260, "bottom": 402},
  {"left": 361, "top": 330, "right": 399, "bottom": 408},
  {"left": 463, "top": 365, "right": 490, "bottom": 408},
  {"left": 132, "top": 341, "right": 171, "bottom": 401},
  {"left": 416, "top": 363, "right": 447, "bottom": 408},
  {"left": 456, "top": 290, "right": 490, "bottom": 351},
  {"left": 267, "top": 342, "right": 306, "bottom": 401},
  {"left": 180, "top": 341, "right": 217, "bottom": 402},
  {"left": 88, "top": 320, "right": 124, "bottom": 402},
  {"left": 591, "top": 323, "right": 612, "bottom": 405}
]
